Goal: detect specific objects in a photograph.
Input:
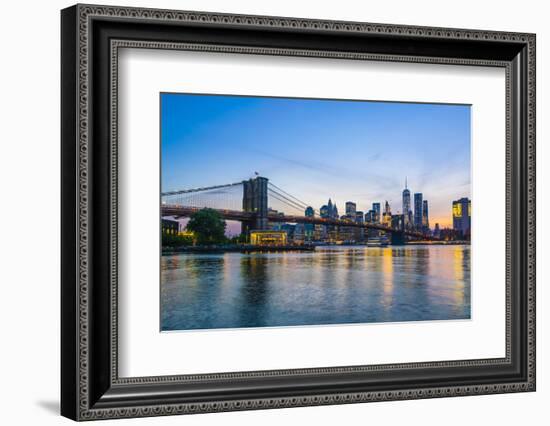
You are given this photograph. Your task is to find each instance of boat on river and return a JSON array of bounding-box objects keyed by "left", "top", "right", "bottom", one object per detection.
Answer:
[{"left": 366, "top": 236, "right": 389, "bottom": 247}]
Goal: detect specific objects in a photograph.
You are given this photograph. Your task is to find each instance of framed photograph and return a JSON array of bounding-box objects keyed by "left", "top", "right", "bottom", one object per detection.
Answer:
[{"left": 61, "top": 4, "right": 536, "bottom": 421}]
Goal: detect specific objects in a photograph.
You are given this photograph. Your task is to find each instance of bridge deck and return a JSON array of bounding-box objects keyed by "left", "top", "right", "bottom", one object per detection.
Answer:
[{"left": 161, "top": 205, "right": 434, "bottom": 239}]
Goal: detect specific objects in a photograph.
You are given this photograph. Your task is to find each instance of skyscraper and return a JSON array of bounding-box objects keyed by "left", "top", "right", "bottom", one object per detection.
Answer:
[
  {"left": 384, "top": 200, "right": 391, "bottom": 216},
  {"left": 422, "top": 200, "right": 429, "bottom": 229},
  {"left": 452, "top": 197, "right": 471, "bottom": 238},
  {"left": 365, "top": 210, "right": 373, "bottom": 223},
  {"left": 321, "top": 198, "right": 339, "bottom": 219},
  {"left": 402, "top": 178, "right": 411, "bottom": 228},
  {"left": 304, "top": 206, "right": 314, "bottom": 241},
  {"left": 345, "top": 201, "right": 357, "bottom": 216},
  {"left": 414, "top": 193, "right": 423, "bottom": 229},
  {"left": 372, "top": 202, "right": 381, "bottom": 223}
]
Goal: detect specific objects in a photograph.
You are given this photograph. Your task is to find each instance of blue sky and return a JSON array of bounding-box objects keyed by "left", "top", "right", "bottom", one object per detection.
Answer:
[{"left": 161, "top": 93, "right": 471, "bottom": 228}]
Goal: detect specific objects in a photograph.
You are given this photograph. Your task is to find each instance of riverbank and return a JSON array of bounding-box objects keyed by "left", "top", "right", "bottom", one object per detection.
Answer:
[
  {"left": 162, "top": 241, "right": 470, "bottom": 254},
  {"left": 406, "top": 240, "right": 470, "bottom": 245},
  {"left": 162, "top": 244, "right": 316, "bottom": 255}
]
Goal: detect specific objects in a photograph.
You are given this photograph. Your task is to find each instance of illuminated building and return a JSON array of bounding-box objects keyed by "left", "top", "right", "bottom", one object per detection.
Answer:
[
  {"left": 267, "top": 208, "right": 285, "bottom": 230},
  {"left": 281, "top": 224, "right": 296, "bottom": 241},
  {"left": 339, "top": 215, "right": 355, "bottom": 242},
  {"left": 402, "top": 177, "right": 411, "bottom": 228},
  {"left": 294, "top": 223, "right": 306, "bottom": 244},
  {"left": 161, "top": 218, "right": 179, "bottom": 235},
  {"left": 304, "top": 206, "right": 314, "bottom": 241},
  {"left": 414, "top": 193, "right": 423, "bottom": 230},
  {"left": 384, "top": 200, "right": 391, "bottom": 216},
  {"left": 355, "top": 211, "right": 365, "bottom": 240},
  {"left": 249, "top": 230, "right": 287, "bottom": 246},
  {"left": 452, "top": 197, "right": 471, "bottom": 238},
  {"left": 319, "top": 203, "right": 331, "bottom": 241},
  {"left": 422, "top": 200, "right": 429, "bottom": 229},
  {"left": 381, "top": 201, "right": 392, "bottom": 227}
]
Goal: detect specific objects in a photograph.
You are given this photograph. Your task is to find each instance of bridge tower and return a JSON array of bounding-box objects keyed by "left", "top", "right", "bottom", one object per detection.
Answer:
[
  {"left": 390, "top": 231, "right": 405, "bottom": 245},
  {"left": 242, "top": 176, "right": 269, "bottom": 234}
]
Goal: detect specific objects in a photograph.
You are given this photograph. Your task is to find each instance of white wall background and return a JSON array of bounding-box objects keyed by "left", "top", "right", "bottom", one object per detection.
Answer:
[{"left": 0, "top": 0, "right": 546, "bottom": 424}]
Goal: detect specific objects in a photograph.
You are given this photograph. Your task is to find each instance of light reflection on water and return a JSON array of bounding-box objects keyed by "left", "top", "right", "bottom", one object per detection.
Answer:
[{"left": 161, "top": 245, "right": 471, "bottom": 331}]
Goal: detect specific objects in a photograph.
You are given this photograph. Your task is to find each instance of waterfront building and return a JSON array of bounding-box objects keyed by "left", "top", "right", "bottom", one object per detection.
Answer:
[
  {"left": 294, "top": 223, "right": 306, "bottom": 244},
  {"left": 382, "top": 212, "right": 392, "bottom": 228},
  {"left": 250, "top": 230, "right": 287, "bottom": 246},
  {"left": 339, "top": 216, "right": 355, "bottom": 242},
  {"left": 281, "top": 223, "right": 296, "bottom": 242},
  {"left": 440, "top": 227, "right": 463, "bottom": 241},
  {"left": 434, "top": 223, "right": 440, "bottom": 238},
  {"left": 267, "top": 208, "right": 285, "bottom": 230},
  {"left": 304, "top": 206, "right": 315, "bottom": 242},
  {"left": 452, "top": 197, "right": 471, "bottom": 238},
  {"left": 422, "top": 200, "right": 429, "bottom": 229},
  {"left": 161, "top": 218, "right": 180, "bottom": 235},
  {"left": 320, "top": 204, "right": 329, "bottom": 218},
  {"left": 414, "top": 193, "right": 423, "bottom": 230},
  {"left": 384, "top": 200, "right": 391, "bottom": 216},
  {"left": 402, "top": 178, "right": 411, "bottom": 228},
  {"left": 314, "top": 224, "right": 325, "bottom": 241},
  {"left": 345, "top": 201, "right": 357, "bottom": 216},
  {"left": 355, "top": 211, "right": 365, "bottom": 241}
]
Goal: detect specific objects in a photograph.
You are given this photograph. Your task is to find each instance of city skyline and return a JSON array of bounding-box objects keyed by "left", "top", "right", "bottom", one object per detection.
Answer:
[{"left": 161, "top": 93, "right": 471, "bottom": 228}]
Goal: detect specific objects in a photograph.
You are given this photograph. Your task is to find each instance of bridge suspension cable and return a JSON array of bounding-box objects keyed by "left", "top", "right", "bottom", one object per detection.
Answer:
[
  {"left": 162, "top": 182, "right": 244, "bottom": 212},
  {"left": 268, "top": 182, "right": 309, "bottom": 208},
  {"left": 161, "top": 178, "right": 322, "bottom": 218},
  {"left": 268, "top": 188, "right": 309, "bottom": 212},
  {"left": 161, "top": 181, "right": 243, "bottom": 197},
  {"left": 267, "top": 182, "right": 320, "bottom": 216}
]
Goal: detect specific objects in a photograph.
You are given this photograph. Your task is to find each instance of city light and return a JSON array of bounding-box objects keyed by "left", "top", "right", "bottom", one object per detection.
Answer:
[{"left": 161, "top": 176, "right": 471, "bottom": 246}]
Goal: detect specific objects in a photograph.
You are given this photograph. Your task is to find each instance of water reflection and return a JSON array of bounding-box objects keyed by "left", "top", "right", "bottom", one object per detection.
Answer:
[{"left": 161, "top": 245, "right": 471, "bottom": 331}]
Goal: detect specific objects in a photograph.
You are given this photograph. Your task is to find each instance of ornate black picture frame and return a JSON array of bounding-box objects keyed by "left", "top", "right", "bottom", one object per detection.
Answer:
[{"left": 61, "top": 4, "right": 536, "bottom": 421}]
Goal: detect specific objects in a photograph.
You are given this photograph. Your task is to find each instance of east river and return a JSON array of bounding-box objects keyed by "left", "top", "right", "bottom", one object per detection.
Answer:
[{"left": 161, "top": 245, "right": 471, "bottom": 331}]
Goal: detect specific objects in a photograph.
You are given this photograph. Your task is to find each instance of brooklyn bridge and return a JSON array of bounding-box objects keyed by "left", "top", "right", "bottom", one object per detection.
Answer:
[{"left": 161, "top": 176, "right": 436, "bottom": 245}]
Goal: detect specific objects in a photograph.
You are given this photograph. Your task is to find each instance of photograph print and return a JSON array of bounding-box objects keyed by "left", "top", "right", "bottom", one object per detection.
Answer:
[{"left": 160, "top": 93, "right": 472, "bottom": 332}]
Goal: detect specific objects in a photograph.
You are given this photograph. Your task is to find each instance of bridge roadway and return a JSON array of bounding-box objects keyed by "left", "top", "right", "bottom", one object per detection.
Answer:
[{"left": 161, "top": 205, "right": 434, "bottom": 240}]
